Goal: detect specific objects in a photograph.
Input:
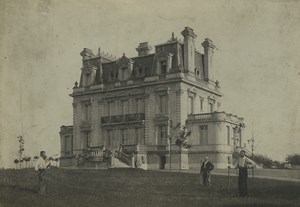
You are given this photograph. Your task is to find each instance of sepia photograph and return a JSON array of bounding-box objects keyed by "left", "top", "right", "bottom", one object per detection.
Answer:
[{"left": 0, "top": 0, "right": 299, "bottom": 206}]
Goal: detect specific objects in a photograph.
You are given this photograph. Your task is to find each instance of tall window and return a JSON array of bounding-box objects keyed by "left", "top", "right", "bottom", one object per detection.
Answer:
[
  {"left": 209, "top": 103, "right": 214, "bottom": 113},
  {"left": 121, "top": 100, "right": 128, "bottom": 115},
  {"left": 85, "top": 132, "right": 90, "bottom": 148},
  {"left": 107, "top": 130, "right": 112, "bottom": 147},
  {"left": 159, "top": 126, "right": 168, "bottom": 145},
  {"left": 64, "top": 136, "right": 71, "bottom": 155},
  {"left": 227, "top": 126, "right": 230, "bottom": 145},
  {"left": 85, "top": 74, "right": 90, "bottom": 86},
  {"left": 108, "top": 101, "right": 114, "bottom": 116},
  {"left": 135, "top": 128, "right": 139, "bottom": 144},
  {"left": 160, "top": 61, "right": 167, "bottom": 75},
  {"left": 121, "top": 67, "right": 127, "bottom": 80},
  {"left": 158, "top": 95, "right": 168, "bottom": 113},
  {"left": 135, "top": 98, "right": 144, "bottom": 113},
  {"left": 200, "top": 98, "right": 203, "bottom": 112},
  {"left": 232, "top": 128, "right": 236, "bottom": 147},
  {"left": 188, "top": 96, "right": 194, "bottom": 114},
  {"left": 83, "top": 104, "right": 91, "bottom": 121},
  {"left": 199, "top": 125, "right": 208, "bottom": 145},
  {"left": 121, "top": 129, "right": 128, "bottom": 145}
]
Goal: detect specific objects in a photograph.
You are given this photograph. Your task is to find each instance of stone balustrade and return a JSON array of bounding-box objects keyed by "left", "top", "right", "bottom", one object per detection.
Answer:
[
  {"left": 101, "top": 113, "right": 145, "bottom": 125},
  {"left": 188, "top": 111, "right": 244, "bottom": 124}
]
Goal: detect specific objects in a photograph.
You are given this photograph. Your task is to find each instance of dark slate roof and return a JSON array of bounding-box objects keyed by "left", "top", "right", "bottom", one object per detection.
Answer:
[{"left": 131, "top": 54, "right": 155, "bottom": 77}]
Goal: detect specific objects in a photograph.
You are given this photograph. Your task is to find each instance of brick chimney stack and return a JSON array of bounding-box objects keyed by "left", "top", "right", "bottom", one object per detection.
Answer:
[
  {"left": 201, "top": 38, "right": 216, "bottom": 82},
  {"left": 136, "top": 42, "right": 152, "bottom": 56},
  {"left": 181, "top": 27, "right": 197, "bottom": 74}
]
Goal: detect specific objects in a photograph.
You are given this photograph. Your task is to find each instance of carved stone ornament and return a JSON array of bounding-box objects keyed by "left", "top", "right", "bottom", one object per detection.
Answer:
[
  {"left": 156, "top": 51, "right": 172, "bottom": 61},
  {"left": 81, "top": 63, "right": 96, "bottom": 74},
  {"left": 80, "top": 48, "right": 94, "bottom": 58},
  {"left": 188, "top": 86, "right": 197, "bottom": 95},
  {"left": 117, "top": 54, "right": 133, "bottom": 68}
]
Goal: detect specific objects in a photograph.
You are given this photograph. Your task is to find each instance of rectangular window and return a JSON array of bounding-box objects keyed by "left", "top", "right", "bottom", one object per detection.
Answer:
[
  {"left": 232, "top": 128, "right": 236, "bottom": 146},
  {"left": 85, "top": 132, "right": 90, "bottom": 148},
  {"left": 108, "top": 101, "right": 114, "bottom": 116},
  {"left": 121, "top": 67, "right": 127, "bottom": 80},
  {"left": 159, "top": 126, "right": 168, "bottom": 145},
  {"left": 121, "top": 129, "right": 129, "bottom": 145},
  {"left": 134, "top": 128, "right": 139, "bottom": 144},
  {"left": 83, "top": 104, "right": 91, "bottom": 121},
  {"left": 159, "top": 95, "right": 168, "bottom": 113},
  {"left": 160, "top": 61, "right": 167, "bottom": 74},
  {"left": 121, "top": 100, "right": 128, "bottom": 115},
  {"left": 200, "top": 98, "right": 203, "bottom": 112},
  {"left": 135, "top": 98, "right": 144, "bottom": 113},
  {"left": 199, "top": 125, "right": 208, "bottom": 145},
  {"left": 227, "top": 126, "right": 230, "bottom": 145},
  {"left": 65, "top": 136, "right": 71, "bottom": 155},
  {"left": 188, "top": 96, "right": 194, "bottom": 114},
  {"left": 107, "top": 130, "right": 112, "bottom": 147},
  {"left": 209, "top": 103, "right": 214, "bottom": 113}
]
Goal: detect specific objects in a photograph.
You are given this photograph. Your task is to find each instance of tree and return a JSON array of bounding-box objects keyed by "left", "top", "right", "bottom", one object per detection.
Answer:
[
  {"left": 251, "top": 154, "right": 274, "bottom": 168},
  {"left": 286, "top": 154, "right": 300, "bottom": 166},
  {"left": 14, "top": 159, "right": 19, "bottom": 169},
  {"left": 17, "top": 136, "right": 25, "bottom": 168},
  {"left": 168, "top": 120, "right": 192, "bottom": 172}
]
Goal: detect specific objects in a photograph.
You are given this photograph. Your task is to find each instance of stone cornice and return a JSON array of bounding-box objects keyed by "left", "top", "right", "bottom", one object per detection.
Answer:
[{"left": 70, "top": 74, "right": 222, "bottom": 97}]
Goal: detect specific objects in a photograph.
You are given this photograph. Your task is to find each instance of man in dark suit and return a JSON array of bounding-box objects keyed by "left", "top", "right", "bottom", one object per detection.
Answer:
[{"left": 200, "top": 156, "right": 214, "bottom": 187}]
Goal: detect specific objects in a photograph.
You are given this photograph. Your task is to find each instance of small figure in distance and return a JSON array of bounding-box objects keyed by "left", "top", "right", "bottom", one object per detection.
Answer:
[
  {"left": 200, "top": 156, "right": 214, "bottom": 188},
  {"left": 35, "top": 151, "right": 51, "bottom": 194}
]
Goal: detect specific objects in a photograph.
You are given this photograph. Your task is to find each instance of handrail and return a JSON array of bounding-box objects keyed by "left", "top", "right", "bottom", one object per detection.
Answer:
[{"left": 114, "top": 149, "right": 131, "bottom": 166}]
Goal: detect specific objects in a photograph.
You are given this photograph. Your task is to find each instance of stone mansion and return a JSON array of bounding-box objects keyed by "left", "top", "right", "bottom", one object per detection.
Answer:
[{"left": 60, "top": 27, "right": 245, "bottom": 169}]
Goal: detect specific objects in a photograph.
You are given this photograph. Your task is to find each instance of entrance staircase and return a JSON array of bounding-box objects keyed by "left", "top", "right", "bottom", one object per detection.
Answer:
[
  {"left": 112, "top": 149, "right": 132, "bottom": 168},
  {"left": 82, "top": 146, "right": 133, "bottom": 169}
]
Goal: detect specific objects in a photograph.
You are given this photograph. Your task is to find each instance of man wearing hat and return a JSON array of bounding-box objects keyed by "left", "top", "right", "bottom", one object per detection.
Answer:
[
  {"left": 230, "top": 150, "right": 255, "bottom": 197},
  {"left": 200, "top": 156, "right": 214, "bottom": 187}
]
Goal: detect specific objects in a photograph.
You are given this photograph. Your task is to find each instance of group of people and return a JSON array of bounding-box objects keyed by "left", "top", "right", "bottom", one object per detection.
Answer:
[
  {"left": 200, "top": 150, "right": 255, "bottom": 197},
  {"left": 35, "top": 149, "right": 255, "bottom": 197}
]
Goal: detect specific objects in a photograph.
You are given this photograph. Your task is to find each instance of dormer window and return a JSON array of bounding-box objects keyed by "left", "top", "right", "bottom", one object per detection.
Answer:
[
  {"left": 161, "top": 60, "right": 167, "bottom": 75},
  {"left": 121, "top": 67, "right": 127, "bottom": 81}
]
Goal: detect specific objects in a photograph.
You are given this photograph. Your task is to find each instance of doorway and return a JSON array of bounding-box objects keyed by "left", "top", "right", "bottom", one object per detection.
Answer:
[{"left": 159, "top": 156, "right": 166, "bottom": 169}]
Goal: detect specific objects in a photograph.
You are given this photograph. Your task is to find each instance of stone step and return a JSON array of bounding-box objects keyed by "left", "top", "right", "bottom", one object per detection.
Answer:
[{"left": 112, "top": 157, "right": 131, "bottom": 168}]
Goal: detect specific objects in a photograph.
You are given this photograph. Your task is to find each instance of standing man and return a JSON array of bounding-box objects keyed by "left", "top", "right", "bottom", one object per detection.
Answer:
[
  {"left": 200, "top": 156, "right": 214, "bottom": 187},
  {"left": 230, "top": 150, "right": 255, "bottom": 197},
  {"left": 35, "top": 151, "right": 51, "bottom": 194}
]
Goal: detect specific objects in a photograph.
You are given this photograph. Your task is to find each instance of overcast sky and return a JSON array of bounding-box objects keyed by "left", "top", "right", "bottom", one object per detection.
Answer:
[{"left": 1, "top": 0, "right": 300, "bottom": 168}]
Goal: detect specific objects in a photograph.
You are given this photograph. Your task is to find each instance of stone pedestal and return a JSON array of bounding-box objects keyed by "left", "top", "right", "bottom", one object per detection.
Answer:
[{"left": 180, "top": 148, "right": 189, "bottom": 169}]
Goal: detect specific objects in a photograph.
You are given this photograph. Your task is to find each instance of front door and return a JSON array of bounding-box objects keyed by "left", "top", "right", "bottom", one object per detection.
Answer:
[{"left": 159, "top": 156, "right": 166, "bottom": 169}]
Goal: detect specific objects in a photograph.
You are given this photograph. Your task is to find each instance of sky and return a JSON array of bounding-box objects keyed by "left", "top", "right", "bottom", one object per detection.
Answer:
[{"left": 1, "top": 0, "right": 300, "bottom": 168}]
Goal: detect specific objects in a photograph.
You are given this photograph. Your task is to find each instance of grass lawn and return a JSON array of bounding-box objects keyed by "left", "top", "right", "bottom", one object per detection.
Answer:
[{"left": 0, "top": 168, "right": 299, "bottom": 207}]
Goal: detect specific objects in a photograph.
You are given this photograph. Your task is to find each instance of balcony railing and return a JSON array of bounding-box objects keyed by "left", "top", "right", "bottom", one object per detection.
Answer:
[
  {"left": 188, "top": 112, "right": 244, "bottom": 123},
  {"left": 101, "top": 113, "right": 145, "bottom": 125}
]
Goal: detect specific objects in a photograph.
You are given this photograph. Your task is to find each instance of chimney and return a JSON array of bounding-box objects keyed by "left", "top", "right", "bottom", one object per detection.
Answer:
[
  {"left": 201, "top": 38, "right": 216, "bottom": 82},
  {"left": 181, "top": 27, "right": 197, "bottom": 73},
  {"left": 136, "top": 42, "right": 152, "bottom": 56}
]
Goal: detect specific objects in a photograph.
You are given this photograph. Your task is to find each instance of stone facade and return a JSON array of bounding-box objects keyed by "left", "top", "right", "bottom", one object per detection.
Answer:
[{"left": 60, "top": 27, "right": 244, "bottom": 169}]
